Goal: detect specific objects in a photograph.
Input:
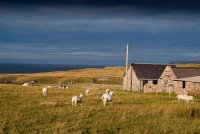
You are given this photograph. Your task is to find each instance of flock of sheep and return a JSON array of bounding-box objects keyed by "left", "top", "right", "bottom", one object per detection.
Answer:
[
  {"left": 21, "top": 82, "right": 196, "bottom": 106},
  {"left": 42, "top": 86, "right": 114, "bottom": 106}
]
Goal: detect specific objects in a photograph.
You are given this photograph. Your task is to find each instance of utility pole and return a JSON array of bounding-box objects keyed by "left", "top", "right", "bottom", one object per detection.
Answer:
[{"left": 125, "top": 43, "right": 129, "bottom": 90}]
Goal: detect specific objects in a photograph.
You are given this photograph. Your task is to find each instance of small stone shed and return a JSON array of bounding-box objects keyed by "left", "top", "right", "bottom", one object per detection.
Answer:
[{"left": 174, "top": 76, "right": 200, "bottom": 95}]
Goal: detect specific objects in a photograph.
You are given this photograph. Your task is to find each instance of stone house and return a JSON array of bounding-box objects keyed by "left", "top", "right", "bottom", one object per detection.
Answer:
[
  {"left": 123, "top": 63, "right": 167, "bottom": 92},
  {"left": 123, "top": 63, "right": 200, "bottom": 94}
]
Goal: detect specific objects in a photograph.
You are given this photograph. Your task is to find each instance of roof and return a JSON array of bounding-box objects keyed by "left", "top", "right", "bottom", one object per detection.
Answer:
[
  {"left": 172, "top": 67, "right": 200, "bottom": 79},
  {"left": 131, "top": 63, "right": 168, "bottom": 80},
  {"left": 176, "top": 76, "right": 200, "bottom": 83}
]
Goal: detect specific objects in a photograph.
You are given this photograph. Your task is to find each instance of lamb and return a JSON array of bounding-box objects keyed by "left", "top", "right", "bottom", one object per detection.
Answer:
[
  {"left": 72, "top": 94, "right": 84, "bottom": 106},
  {"left": 177, "top": 94, "right": 186, "bottom": 102},
  {"left": 85, "top": 89, "right": 91, "bottom": 96},
  {"left": 42, "top": 87, "right": 48, "bottom": 96},
  {"left": 22, "top": 83, "right": 29, "bottom": 86},
  {"left": 101, "top": 91, "right": 114, "bottom": 106}
]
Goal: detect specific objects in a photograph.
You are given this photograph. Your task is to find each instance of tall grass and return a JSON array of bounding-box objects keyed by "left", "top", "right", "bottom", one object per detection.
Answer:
[{"left": 0, "top": 84, "right": 200, "bottom": 133}]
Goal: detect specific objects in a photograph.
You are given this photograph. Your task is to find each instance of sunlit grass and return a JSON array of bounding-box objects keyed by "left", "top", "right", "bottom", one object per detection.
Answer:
[
  {"left": 0, "top": 67, "right": 125, "bottom": 85},
  {"left": 1, "top": 84, "right": 200, "bottom": 133}
]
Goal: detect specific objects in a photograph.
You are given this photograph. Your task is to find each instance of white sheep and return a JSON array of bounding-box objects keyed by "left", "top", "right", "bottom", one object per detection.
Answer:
[
  {"left": 185, "top": 95, "right": 194, "bottom": 103},
  {"left": 177, "top": 94, "right": 194, "bottom": 103},
  {"left": 101, "top": 91, "right": 114, "bottom": 106},
  {"left": 42, "top": 87, "right": 48, "bottom": 96},
  {"left": 72, "top": 94, "right": 84, "bottom": 106},
  {"left": 177, "top": 94, "right": 186, "bottom": 102},
  {"left": 85, "top": 89, "right": 91, "bottom": 96},
  {"left": 22, "top": 83, "right": 29, "bottom": 86}
]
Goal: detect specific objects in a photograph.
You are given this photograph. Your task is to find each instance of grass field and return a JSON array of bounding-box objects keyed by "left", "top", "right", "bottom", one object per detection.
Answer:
[
  {"left": 0, "top": 67, "right": 125, "bottom": 85},
  {"left": 0, "top": 64, "right": 199, "bottom": 86},
  {"left": 1, "top": 84, "right": 200, "bottom": 134}
]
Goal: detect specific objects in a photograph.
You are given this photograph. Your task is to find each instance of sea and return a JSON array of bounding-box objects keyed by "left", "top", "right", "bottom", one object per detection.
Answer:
[{"left": 0, "top": 63, "right": 106, "bottom": 74}]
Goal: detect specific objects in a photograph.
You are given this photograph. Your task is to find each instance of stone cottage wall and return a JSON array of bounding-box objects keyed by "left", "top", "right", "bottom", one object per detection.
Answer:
[
  {"left": 158, "top": 66, "right": 177, "bottom": 92},
  {"left": 186, "top": 82, "right": 200, "bottom": 96},
  {"left": 123, "top": 67, "right": 140, "bottom": 91},
  {"left": 143, "top": 80, "right": 158, "bottom": 93}
]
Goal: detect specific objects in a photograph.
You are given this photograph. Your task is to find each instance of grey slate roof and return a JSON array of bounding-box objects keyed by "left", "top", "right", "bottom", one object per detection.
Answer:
[
  {"left": 172, "top": 67, "right": 200, "bottom": 79},
  {"left": 176, "top": 76, "right": 200, "bottom": 83},
  {"left": 131, "top": 63, "right": 168, "bottom": 80}
]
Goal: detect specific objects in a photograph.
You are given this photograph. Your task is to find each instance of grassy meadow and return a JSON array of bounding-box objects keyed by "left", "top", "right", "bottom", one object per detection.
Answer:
[
  {"left": 0, "top": 67, "right": 125, "bottom": 85},
  {"left": 0, "top": 64, "right": 199, "bottom": 86},
  {"left": 1, "top": 84, "right": 200, "bottom": 134}
]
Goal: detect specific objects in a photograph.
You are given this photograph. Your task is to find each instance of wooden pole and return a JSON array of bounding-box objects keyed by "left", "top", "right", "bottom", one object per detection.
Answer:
[{"left": 126, "top": 43, "right": 129, "bottom": 90}]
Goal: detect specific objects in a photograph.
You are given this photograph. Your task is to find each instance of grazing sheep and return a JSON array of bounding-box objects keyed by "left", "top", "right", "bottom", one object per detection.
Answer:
[
  {"left": 30, "top": 81, "right": 35, "bottom": 86},
  {"left": 177, "top": 94, "right": 194, "bottom": 103},
  {"left": 72, "top": 94, "right": 83, "bottom": 106},
  {"left": 22, "top": 83, "right": 29, "bottom": 86},
  {"left": 185, "top": 95, "right": 194, "bottom": 103},
  {"left": 42, "top": 87, "right": 48, "bottom": 96},
  {"left": 101, "top": 91, "right": 114, "bottom": 106},
  {"left": 85, "top": 89, "right": 91, "bottom": 96},
  {"left": 177, "top": 94, "right": 186, "bottom": 102},
  {"left": 46, "top": 86, "right": 53, "bottom": 88}
]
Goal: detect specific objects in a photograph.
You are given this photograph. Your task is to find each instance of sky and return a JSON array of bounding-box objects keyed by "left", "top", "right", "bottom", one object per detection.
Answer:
[{"left": 0, "top": 0, "right": 200, "bottom": 65}]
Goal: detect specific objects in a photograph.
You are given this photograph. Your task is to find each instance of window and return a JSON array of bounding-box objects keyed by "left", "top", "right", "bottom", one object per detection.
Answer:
[
  {"left": 143, "top": 80, "right": 148, "bottom": 86},
  {"left": 183, "top": 81, "right": 186, "bottom": 89},
  {"left": 153, "top": 80, "right": 158, "bottom": 85}
]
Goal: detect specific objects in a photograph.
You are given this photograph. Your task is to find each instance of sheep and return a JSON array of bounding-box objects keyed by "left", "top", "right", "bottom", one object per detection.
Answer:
[
  {"left": 177, "top": 94, "right": 194, "bottom": 103},
  {"left": 101, "top": 91, "right": 114, "bottom": 106},
  {"left": 72, "top": 94, "right": 84, "bottom": 106},
  {"left": 185, "top": 95, "right": 194, "bottom": 103},
  {"left": 22, "top": 83, "right": 29, "bottom": 86},
  {"left": 30, "top": 81, "right": 35, "bottom": 86},
  {"left": 42, "top": 87, "right": 48, "bottom": 96},
  {"left": 177, "top": 94, "right": 186, "bottom": 102},
  {"left": 85, "top": 89, "right": 91, "bottom": 96}
]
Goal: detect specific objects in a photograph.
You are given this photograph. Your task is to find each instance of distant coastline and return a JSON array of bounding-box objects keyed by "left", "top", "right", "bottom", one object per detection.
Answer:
[{"left": 0, "top": 63, "right": 106, "bottom": 74}]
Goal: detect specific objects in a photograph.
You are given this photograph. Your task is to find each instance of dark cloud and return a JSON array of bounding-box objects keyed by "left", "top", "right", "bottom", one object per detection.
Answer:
[{"left": 0, "top": 0, "right": 200, "bottom": 12}]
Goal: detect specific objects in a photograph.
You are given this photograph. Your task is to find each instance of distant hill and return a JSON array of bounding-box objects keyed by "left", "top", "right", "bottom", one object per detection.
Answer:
[
  {"left": 176, "top": 64, "right": 200, "bottom": 68},
  {"left": 170, "top": 61, "right": 200, "bottom": 64}
]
